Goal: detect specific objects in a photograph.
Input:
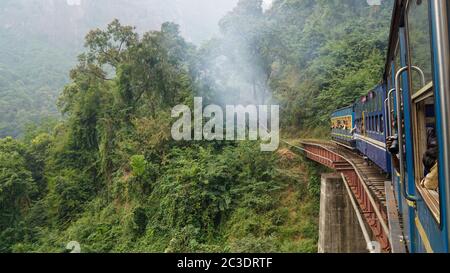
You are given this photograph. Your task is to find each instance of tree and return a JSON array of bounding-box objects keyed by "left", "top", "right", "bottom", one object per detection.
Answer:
[{"left": 0, "top": 137, "right": 37, "bottom": 252}]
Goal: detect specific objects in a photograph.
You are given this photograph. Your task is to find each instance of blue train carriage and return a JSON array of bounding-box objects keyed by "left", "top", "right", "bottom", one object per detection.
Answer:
[
  {"left": 331, "top": 105, "right": 356, "bottom": 149},
  {"left": 383, "top": 0, "right": 450, "bottom": 253},
  {"left": 353, "top": 84, "right": 391, "bottom": 173}
]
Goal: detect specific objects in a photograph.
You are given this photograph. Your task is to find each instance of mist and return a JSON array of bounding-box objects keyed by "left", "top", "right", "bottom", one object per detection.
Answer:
[
  {"left": 197, "top": 0, "right": 274, "bottom": 108},
  {"left": 0, "top": 0, "right": 245, "bottom": 45},
  {"left": 0, "top": 0, "right": 275, "bottom": 137}
]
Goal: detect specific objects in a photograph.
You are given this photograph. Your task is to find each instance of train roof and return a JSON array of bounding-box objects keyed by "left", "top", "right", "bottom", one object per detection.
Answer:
[{"left": 332, "top": 105, "right": 354, "bottom": 117}]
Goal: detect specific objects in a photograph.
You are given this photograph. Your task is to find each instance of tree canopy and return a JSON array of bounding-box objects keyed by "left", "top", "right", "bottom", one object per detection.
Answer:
[{"left": 0, "top": 0, "right": 393, "bottom": 252}]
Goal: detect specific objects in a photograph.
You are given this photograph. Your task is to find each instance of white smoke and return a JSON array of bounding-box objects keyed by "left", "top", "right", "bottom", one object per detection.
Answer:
[
  {"left": 262, "top": 0, "right": 273, "bottom": 11},
  {"left": 66, "top": 0, "right": 81, "bottom": 6}
]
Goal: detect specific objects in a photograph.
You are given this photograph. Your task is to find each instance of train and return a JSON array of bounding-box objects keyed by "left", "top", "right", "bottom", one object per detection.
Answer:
[{"left": 331, "top": 0, "right": 450, "bottom": 253}]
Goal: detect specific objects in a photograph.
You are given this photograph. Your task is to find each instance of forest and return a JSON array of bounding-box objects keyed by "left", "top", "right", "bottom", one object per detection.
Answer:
[{"left": 0, "top": 0, "right": 393, "bottom": 253}]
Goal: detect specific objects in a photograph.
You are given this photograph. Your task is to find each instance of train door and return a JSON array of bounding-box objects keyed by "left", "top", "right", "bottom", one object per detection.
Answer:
[
  {"left": 388, "top": 41, "right": 406, "bottom": 220},
  {"left": 395, "top": 0, "right": 448, "bottom": 252}
]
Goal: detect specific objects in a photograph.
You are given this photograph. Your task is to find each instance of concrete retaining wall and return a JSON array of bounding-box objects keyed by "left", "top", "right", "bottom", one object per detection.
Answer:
[{"left": 318, "top": 173, "right": 368, "bottom": 253}]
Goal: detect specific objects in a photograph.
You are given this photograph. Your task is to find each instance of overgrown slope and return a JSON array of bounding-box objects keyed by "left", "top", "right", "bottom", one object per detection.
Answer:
[{"left": 0, "top": 0, "right": 394, "bottom": 253}]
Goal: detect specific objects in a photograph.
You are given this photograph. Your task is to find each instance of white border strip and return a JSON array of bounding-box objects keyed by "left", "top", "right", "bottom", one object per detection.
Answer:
[
  {"left": 341, "top": 173, "right": 374, "bottom": 253},
  {"left": 354, "top": 134, "right": 387, "bottom": 151}
]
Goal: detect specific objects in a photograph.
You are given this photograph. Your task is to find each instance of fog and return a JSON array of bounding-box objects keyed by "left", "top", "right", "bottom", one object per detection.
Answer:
[
  {"left": 0, "top": 0, "right": 275, "bottom": 137},
  {"left": 0, "top": 0, "right": 255, "bottom": 45},
  {"left": 196, "top": 0, "right": 274, "bottom": 108}
]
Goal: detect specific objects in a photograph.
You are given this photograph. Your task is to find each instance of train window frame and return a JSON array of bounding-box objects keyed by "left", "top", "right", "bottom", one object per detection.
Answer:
[
  {"left": 391, "top": 41, "right": 401, "bottom": 137},
  {"left": 406, "top": 0, "right": 441, "bottom": 223},
  {"left": 388, "top": 61, "right": 394, "bottom": 90},
  {"left": 373, "top": 115, "right": 375, "bottom": 132},
  {"left": 370, "top": 116, "right": 373, "bottom": 132},
  {"left": 406, "top": 0, "right": 434, "bottom": 94},
  {"left": 411, "top": 86, "right": 440, "bottom": 222}
]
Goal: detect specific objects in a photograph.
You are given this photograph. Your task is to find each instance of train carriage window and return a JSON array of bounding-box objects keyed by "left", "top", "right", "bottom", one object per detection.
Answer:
[
  {"left": 391, "top": 42, "right": 401, "bottom": 137},
  {"left": 407, "top": 0, "right": 440, "bottom": 221},
  {"left": 365, "top": 116, "right": 368, "bottom": 132},
  {"left": 394, "top": 41, "right": 401, "bottom": 78},
  {"left": 377, "top": 116, "right": 380, "bottom": 133},
  {"left": 362, "top": 114, "right": 366, "bottom": 135},
  {"left": 407, "top": 0, "right": 433, "bottom": 93},
  {"left": 379, "top": 94, "right": 382, "bottom": 112},
  {"left": 373, "top": 116, "right": 376, "bottom": 132},
  {"left": 380, "top": 115, "right": 384, "bottom": 134},
  {"left": 376, "top": 115, "right": 379, "bottom": 133},
  {"left": 371, "top": 116, "right": 375, "bottom": 132},
  {"left": 372, "top": 116, "right": 375, "bottom": 132},
  {"left": 387, "top": 62, "right": 394, "bottom": 90},
  {"left": 375, "top": 116, "right": 378, "bottom": 133}
]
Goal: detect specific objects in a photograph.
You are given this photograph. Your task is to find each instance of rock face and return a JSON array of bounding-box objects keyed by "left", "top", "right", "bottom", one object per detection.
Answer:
[{"left": 318, "top": 173, "right": 368, "bottom": 253}]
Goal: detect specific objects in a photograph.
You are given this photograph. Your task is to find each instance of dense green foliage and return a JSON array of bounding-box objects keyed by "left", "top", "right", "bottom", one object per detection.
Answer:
[
  {"left": 0, "top": 0, "right": 394, "bottom": 253},
  {"left": 0, "top": 28, "right": 75, "bottom": 137},
  {"left": 263, "top": 0, "right": 393, "bottom": 131},
  {"left": 193, "top": 0, "right": 393, "bottom": 134},
  {"left": 0, "top": 17, "right": 320, "bottom": 253},
  {"left": 0, "top": 0, "right": 239, "bottom": 138}
]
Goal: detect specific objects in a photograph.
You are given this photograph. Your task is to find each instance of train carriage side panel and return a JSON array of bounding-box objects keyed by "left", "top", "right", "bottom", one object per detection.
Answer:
[
  {"left": 331, "top": 105, "right": 356, "bottom": 148},
  {"left": 354, "top": 85, "right": 391, "bottom": 173}
]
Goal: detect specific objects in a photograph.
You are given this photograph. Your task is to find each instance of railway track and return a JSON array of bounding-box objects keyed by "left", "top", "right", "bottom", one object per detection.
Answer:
[
  {"left": 282, "top": 139, "right": 388, "bottom": 209},
  {"left": 324, "top": 142, "right": 388, "bottom": 207},
  {"left": 281, "top": 138, "right": 395, "bottom": 251}
]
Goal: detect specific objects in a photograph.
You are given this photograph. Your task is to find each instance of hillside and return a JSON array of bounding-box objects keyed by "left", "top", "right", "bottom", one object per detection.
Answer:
[
  {"left": 0, "top": 0, "right": 239, "bottom": 138},
  {"left": 0, "top": 0, "right": 393, "bottom": 253}
]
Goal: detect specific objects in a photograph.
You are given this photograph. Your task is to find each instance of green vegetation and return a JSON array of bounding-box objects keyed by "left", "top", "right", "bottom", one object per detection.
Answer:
[
  {"left": 0, "top": 0, "right": 393, "bottom": 253},
  {"left": 264, "top": 0, "right": 393, "bottom": 131},
  {"left": 0, "top": 0, "right": 239, "bottom": 138},
  {"left": 0, "top": 28, "right": 75, "bottom": 137},
  {"left": 0, "top": 18, "right": 320, "bottom": 253}
]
